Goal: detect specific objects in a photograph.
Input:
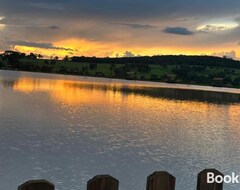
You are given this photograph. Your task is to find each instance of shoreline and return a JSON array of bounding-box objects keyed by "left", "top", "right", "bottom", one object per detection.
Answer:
[{"left": 1, "top": 69, "right": 240, "bottom": 95}]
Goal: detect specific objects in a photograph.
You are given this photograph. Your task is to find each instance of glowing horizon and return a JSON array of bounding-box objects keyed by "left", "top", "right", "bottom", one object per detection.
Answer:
[{"left": 11, "top": 43, "right": 240, "bottom": 59}]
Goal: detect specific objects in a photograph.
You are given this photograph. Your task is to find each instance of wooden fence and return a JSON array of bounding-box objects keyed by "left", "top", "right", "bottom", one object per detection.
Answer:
[{"left": 18, "top": 168, "right": 224, "bottom": 190}]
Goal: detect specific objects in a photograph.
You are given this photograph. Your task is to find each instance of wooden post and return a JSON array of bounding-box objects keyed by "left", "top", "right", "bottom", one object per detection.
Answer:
[
  {"left": 18, "top": 179, "right": 54, "bottom": 190},
  {"left": 146, "top": 171, "right": 176, "bottom": 190},
  {"left": 197, "top": 169, "right": 223, "bottom": 190},
  {"left": 87, "top": 175, "right": 119, "bottom": 190}
]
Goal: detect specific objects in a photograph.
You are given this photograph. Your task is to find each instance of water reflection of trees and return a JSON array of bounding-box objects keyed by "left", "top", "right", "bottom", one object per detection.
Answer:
[
  {"left": 68, "top": 83, "right": 240, "bottom": 104},
  {"left": 2, "top": 78, "right": 239, "bottom": 104}
]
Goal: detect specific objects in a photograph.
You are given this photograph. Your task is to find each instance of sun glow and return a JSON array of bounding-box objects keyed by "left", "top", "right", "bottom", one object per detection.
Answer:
[
  {"left": 197, "top": 19, "right": 239, "bottom": 32},
  {"left": 12, "top": 77, "right": 137, "bottom": 105},
  {"left": 14, "top": 37, "right": 232, "bottom": 58},
  {"left": 10, "top": 77, "right": 240, "bottom": 122},
  {"left": 14, "top": 38, "right": 119, "bottom": 58},
  {"left": 0, "top": 16, "right": 5, "bottom": 29}
]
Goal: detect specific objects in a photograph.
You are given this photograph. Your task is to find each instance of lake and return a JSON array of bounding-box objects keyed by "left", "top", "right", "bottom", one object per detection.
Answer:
[{"left": 0, "top": 70, "right": 240, "bottom": 190}]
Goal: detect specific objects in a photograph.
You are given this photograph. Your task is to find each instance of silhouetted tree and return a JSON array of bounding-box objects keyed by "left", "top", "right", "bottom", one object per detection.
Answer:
[
  {"left": 38, "top": 54, "right": 43, "bottom": 59},
  {"left": 63, "top": 55, "right": 69, "bottom": 62},
  {"left": 27, "top": 53, "right": 37, "bottom": 59},
  {"left": 3, "top": 50, "right": 22, "bottom": 69}
]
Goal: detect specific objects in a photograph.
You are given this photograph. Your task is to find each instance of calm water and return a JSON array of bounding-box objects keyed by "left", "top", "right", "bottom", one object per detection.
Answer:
[{"left": 0, "top": 70, "right": 240, "bottom": 190}]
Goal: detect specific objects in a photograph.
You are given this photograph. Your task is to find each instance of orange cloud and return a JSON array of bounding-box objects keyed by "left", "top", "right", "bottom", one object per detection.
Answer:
[{"left": 13, "top": 37, "right": 240, "bottom": 59}]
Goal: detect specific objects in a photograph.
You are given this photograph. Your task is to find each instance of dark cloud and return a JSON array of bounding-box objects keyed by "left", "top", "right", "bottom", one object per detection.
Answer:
[
  {"left": 9, "top": 40, "right": 75, "bottom": 51},
  {"left": 114, "top": 23, "right": 157, "bottom": 29},
  {"left": 0, "top": 17, "right": 60, "bottom": 30},
  {"left": 29, "top": 2, "right": 64, "bottom": 11},
  {"left": 163, "top": 27, "right": 194, "bottom": 35},
  {"left": 49, "top": 26, "right": 60, "bottom": 30},
  {"left": 59, "top": 0, "right": 240, "bottom": 20},
  {"left": 2, "top": 0, "right": 240, "bottom": 21}
]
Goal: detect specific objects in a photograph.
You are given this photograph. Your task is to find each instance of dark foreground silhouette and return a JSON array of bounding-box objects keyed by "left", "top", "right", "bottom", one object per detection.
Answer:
[{"left": 18, "top": 169, "right": 223, "bottom": 190}]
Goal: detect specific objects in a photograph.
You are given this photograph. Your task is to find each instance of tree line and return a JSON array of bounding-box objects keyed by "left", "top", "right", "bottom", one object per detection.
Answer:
[
  {"left": 0, "top": 50, "right": 240, "bottom": 88},
  {"left": 71, "top": 55, "right": 240, "bottom": 69}
]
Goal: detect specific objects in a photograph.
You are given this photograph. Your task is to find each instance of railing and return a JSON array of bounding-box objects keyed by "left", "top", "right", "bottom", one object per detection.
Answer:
[{"left": 18, "top": 168, "right": 224, "bottom": 190}]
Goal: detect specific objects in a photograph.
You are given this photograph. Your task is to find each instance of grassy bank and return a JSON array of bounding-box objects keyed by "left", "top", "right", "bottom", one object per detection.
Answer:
[{"left": 1, "top": 53, "right": 240, "bottom": 88}]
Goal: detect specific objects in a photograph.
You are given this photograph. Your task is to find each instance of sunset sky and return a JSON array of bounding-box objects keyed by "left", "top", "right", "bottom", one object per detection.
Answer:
[{"left": 1, "top": 0, "right": 240, "bottom": 59}]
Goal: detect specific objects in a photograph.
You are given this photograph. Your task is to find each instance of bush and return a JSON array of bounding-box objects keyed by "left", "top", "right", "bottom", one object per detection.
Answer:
[
  {"left": 89, "top": 63, "right": 97, "bottom": 69},
  {"left": 233, "top": 77, "right": 240, "bottom": 86}
]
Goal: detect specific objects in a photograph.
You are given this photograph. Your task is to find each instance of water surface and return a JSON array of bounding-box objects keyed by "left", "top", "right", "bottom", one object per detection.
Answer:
[{"left": 0, "top": 70, "right": 240, "bottom": 190}]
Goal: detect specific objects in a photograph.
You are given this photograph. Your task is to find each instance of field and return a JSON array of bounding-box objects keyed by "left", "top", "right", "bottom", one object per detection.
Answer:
[{"left": 1, "top": 55, "right": 240, "bottom": 88}]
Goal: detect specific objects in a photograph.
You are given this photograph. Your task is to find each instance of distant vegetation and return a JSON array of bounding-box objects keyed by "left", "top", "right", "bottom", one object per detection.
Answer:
[{"left": 1, "top": 50, "right": 240, "bottom": 88}]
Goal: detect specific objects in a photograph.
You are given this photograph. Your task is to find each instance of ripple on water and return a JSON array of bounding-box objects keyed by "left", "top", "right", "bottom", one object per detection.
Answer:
[{"left": 0, "top": 71, "right": 240, "bottom": 190}]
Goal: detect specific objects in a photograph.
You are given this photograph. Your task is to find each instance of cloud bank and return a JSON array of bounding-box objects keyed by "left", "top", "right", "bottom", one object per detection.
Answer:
[
  {"left": 10, "top": 40, "right": 75, "bottom": 51},
  {"left": 0, "top": 0, "right": 240, "bottom": 58}
]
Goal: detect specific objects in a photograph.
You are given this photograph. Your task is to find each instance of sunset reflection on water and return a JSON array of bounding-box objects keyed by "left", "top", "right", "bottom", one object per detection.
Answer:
[
  {"left": 0, "top": 71, "right": 240, "bottom": 190},
  {"left": 9, "top": 74, "right": 240, "bottom": 130}
]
